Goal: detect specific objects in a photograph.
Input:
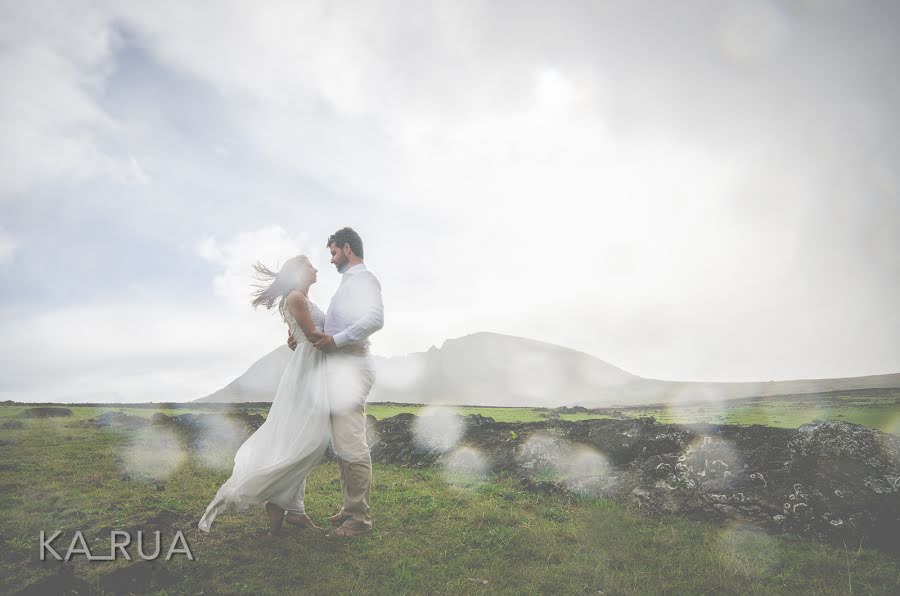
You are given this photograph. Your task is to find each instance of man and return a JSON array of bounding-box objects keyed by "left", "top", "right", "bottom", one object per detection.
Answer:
[{"left": 285, "top": 227, "right": 384, "bottom": 537}]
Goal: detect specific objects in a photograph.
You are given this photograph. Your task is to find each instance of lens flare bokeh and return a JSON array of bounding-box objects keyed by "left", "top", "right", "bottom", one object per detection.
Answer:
[
  {"left": 412, "top": 406, "right": 464, "bottom": 453},
  {"left": 715, "top": 521, "right": 781, "bottom": 579},
  {"left": 517, "top": 433, "right": 569, "bottom": 477},
  {"left": 440, "top": 445, "right": 490, "bottom": 488},
  {"left": 194, "top": 414, "right": 249, "bottom": 471},
  {"left": 118, "top": 425, "right": 187, "bottom": 482},
  {"left": 559, "top": 445, "right": 614, "bottom": 498}
]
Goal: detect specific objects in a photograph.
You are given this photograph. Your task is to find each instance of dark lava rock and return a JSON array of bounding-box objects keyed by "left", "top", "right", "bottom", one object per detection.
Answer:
[
  {"left": 99, "top": 560, "right": 178, "bottom": 594},
  {"left": 70, "top": 411, "right": 149, "bottom": 431},
  {"left": 368, "top": 414, "right": 900, "bottom": 552},
  {"left": 1, "top": 420, "right": 25, "bottom": 429},
  {"left": 368, "top": 413, "right": 443, "bottom": 468},
  {"left": 149, "top": 411, "right": 263, "bottom": 454},
  {"left": 17, "top": 407, "right": 72, "bottom": 418},
  {"left": 152, "top": 411, "right": 264, "bottom": 434}
]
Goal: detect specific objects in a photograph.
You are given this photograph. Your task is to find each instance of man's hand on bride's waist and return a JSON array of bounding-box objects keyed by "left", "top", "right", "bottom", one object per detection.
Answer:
[
  {"left": 288, "top": 331, "right": 326, "bottom": 351},
  {"left": 312, "top": 334, "right": 337, "bottom": 353}
]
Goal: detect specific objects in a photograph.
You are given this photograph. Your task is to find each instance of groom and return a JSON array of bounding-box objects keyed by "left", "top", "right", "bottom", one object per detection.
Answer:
[{"left": 286, "top": 226, "right": 384, "bottom": 537}]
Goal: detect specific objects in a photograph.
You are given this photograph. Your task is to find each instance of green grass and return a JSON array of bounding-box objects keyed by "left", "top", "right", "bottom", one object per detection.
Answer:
[
  {"left": 622, "top": 391, "right": 900, "bottom": 434},
  {"left": 366, "top": 395, "right": 900, "bottom": 434},
  {"left": 2, "top": 406, "right": 900, "bottom": 594},
  {"left": 12, "top": 388, "right": 898, "bottom": 433}
]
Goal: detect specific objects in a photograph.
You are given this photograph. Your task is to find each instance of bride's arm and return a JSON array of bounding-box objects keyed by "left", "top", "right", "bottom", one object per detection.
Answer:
[{"left": 286, "top": 291, "right": 324, "bottom": 343}]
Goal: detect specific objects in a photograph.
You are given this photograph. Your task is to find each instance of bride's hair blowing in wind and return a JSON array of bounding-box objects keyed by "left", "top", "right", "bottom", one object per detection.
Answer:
[{"left": 250, "top": 255, "right": 314, "bottom": 310}]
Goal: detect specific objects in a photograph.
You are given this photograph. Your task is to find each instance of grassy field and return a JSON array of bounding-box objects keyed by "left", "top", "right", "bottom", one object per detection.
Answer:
[
  {"left": 2, "top": 405, "right": 900, "bottom": 594},
  {"left": 365, "top": 390, "right": 900, "bottom": 433},
  {"left": 617, "top": 389, "right": 900, "bottom": 434},
  {"left": 18, "top": 388, "right": 897, "bottom": 432}
]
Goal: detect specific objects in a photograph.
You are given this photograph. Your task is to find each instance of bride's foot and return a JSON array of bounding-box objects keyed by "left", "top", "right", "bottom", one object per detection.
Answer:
[
  {"left": 265, "top": 502, "right": 285, "bottom": 537},
  {"left": 284, "top": 512, "right": 323, "bottom": 530}
]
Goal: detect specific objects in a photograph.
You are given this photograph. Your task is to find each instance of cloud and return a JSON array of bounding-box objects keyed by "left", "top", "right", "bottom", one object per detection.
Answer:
[
  {"left": 0, "top": 0, "right": 130, "bottom": 197},
  {"left": 0, "top": 226, "right": 14, "bottom": 264},
  {"left": 196, "top": 225, "right": 322, "bottom": 308},
  {"left": 0, "top": 222, "right": 332, "bottom": 402},
  {"left": 0, "top": 290, "right": 298, "bottom": 403},
  {"left": 0, "top": 0, "right": 898, "bottom": 404}
]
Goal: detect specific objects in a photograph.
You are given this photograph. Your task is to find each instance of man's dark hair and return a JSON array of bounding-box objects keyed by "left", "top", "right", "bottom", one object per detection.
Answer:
[{"left": 327, "top": 227, "right": 364, "bottom": 259}]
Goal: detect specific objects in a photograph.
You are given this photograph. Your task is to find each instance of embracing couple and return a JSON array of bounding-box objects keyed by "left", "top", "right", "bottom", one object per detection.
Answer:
[{"left": 198, "top": 226, "right": 384, "bottom": 538}]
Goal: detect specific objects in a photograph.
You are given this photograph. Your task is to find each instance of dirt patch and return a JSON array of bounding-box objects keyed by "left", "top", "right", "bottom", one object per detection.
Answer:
[
  {"left": 94, "top": 509, "right": 196, "bottom": 540},
  {"left": 99, "top": 560, "right": 179, "bottom": 594},
  {"left": 13, "top": 565, "right": 94, "bottom": 595}
]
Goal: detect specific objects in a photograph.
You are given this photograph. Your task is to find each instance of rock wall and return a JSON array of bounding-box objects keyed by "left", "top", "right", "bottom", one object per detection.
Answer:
[{"left": 366, "top": 414, "right": 900, "bottom": 552}]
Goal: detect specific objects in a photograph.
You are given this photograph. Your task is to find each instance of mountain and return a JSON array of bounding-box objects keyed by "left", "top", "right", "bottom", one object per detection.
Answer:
[
  {"left": 192, "top": 332, "right": 900, "bottom": 407},
  {"left": 368, "top": 332, "right": 644, "bottom": 407},
  {"left": 197, "top": 346, "right": 292, "bottom": 403}
]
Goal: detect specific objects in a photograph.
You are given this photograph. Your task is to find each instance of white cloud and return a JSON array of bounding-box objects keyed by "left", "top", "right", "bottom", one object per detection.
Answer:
[
  {"left": 196, "top": 225, "right": 328, "bottom": 308},
  {"left": 0, "top": 226, "right": 14, "bottom": 263},
  {"left": 0, "top": 0, "right": 130, "bottom": 196},
  {"left": 0, "top": 0, "right": 897, "bottom": 405},
  {"left": 0, "top": 293, "right": 295, "bottom": 402}
]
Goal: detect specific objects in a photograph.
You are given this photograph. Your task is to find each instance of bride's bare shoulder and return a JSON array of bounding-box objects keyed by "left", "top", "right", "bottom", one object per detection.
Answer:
[{"left": 285, "top": 290, "right": 309, "bottom": 310}]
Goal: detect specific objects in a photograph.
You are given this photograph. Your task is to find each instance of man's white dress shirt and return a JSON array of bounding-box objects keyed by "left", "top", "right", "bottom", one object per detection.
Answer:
[{"left": 324, "top": 263, "right": 384, "bottom": 370}]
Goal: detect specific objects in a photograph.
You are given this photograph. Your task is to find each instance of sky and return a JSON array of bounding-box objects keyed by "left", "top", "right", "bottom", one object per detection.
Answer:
[{"left": 0, "top": 0, "right": 898, "bottom": 403}]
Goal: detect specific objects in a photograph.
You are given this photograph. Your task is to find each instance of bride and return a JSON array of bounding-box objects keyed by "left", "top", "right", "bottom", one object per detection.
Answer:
[{"left": 198, "top": 255, "right": 330, "bottom": 537}]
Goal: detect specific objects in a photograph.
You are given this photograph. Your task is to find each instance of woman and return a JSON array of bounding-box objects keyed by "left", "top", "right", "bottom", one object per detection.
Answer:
[{"left": 198, "top": 255, "right": 330, "bottom": 537}]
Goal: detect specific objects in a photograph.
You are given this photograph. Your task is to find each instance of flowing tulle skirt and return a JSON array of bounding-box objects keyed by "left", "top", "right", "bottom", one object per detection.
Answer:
[{"left": 198, "top": 341, "right": 330, "bottom": 532}]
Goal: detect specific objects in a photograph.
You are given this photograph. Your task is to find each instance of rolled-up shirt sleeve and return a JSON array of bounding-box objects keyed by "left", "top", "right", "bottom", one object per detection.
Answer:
[{"left": 332, "top": 273, "right": 384, "bottom": 348}]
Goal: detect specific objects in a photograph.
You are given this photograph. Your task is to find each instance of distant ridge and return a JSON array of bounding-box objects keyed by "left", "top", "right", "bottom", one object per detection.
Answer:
[
  {"left": 193, "top": 331, "right": 900, "bottom": 407},
  {"left": 198, "top": 346, "right": 292, "bottom": 403}
]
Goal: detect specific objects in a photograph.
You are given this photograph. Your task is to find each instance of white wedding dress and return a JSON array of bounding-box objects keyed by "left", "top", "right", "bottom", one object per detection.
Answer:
[{"left": 198, "top": 296, "right": 330, "bottom": 533}]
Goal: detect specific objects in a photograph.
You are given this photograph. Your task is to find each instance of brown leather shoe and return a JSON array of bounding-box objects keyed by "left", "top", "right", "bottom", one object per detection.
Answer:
[
  {"left": 285, "top": 512, "right": 323, "bottom": 530},
  {"left": 329, "top": 511, "right": 352, "bottom": 527}
]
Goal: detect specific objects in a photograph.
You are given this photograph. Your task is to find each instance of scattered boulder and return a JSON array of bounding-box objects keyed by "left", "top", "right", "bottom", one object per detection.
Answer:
[
  {"left": 70, "top": 411, "right": 149, "bottom": 430},
  {"left": 1, "top": 420, "right": 25, "bottom": 429},
  {"left": 149, "top": 411, "right": 263, "bottom": 453},
  {"left": 17, "top": 407, "right": 72, "bottom": 418}
]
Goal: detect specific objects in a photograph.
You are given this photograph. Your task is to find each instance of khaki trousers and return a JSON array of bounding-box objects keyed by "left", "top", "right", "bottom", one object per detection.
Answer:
[{"left": 288, "top": 355, "right": 375, "bottom": 530}]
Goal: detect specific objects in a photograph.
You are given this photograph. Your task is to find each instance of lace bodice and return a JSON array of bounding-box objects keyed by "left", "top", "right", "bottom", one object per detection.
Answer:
[{"left": 280, "top": 295, "right": 326, "bottom": 345}]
